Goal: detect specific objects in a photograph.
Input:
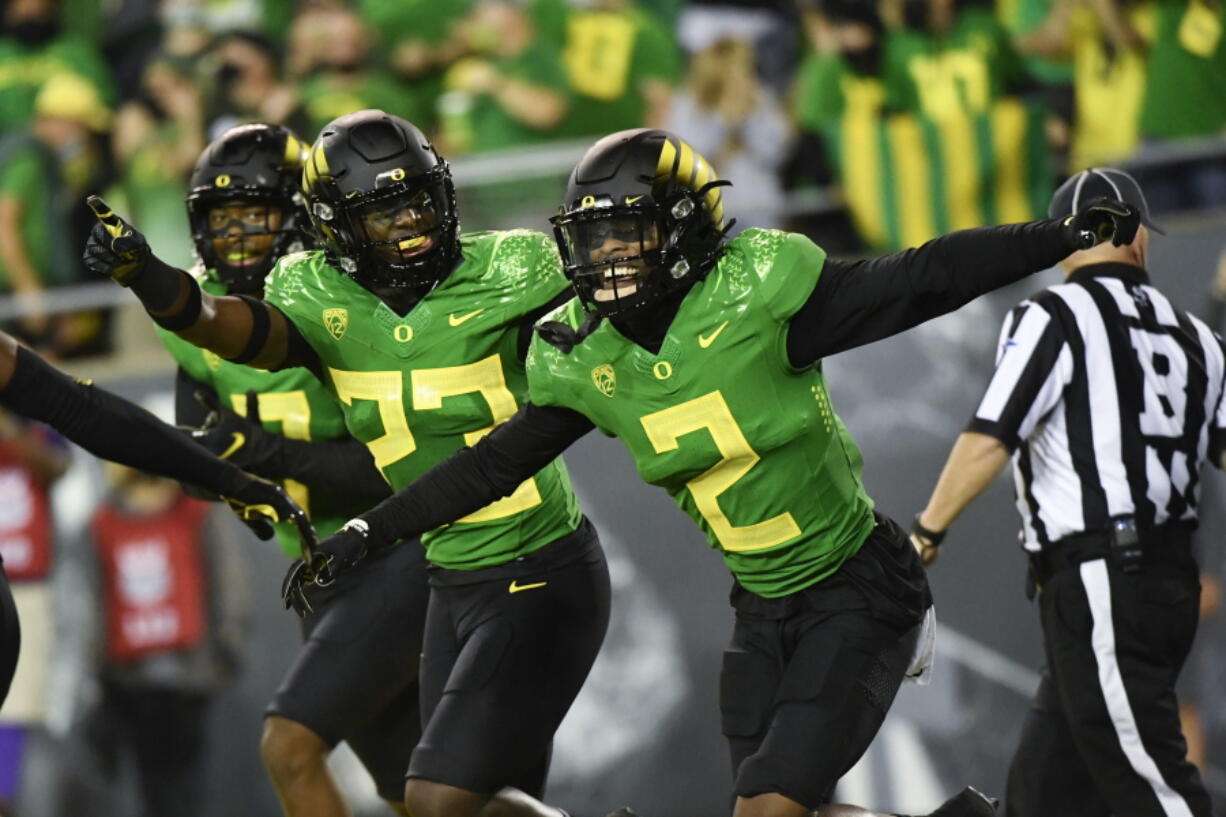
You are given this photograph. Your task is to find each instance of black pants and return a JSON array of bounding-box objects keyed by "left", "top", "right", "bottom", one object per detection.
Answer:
[
  {"left": 721, "top": 513, "right": 930, "bottom": 810},
  {"left": 408, "top": 519, "right": 610, "bottom": 797},
  {"left": 1006, "top": 556, "right": 1213, "bottom": 817},
  {"left": 268, "top": 540, "right": 430, "bottom": 801},
  {"left": 94, "top": 680, "right": 211, "bottom": 817}
]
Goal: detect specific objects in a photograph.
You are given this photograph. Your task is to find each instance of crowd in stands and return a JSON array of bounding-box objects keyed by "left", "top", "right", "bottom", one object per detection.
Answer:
[{"left": 0, "top": 0, "right": 1224, "bottom": 356}]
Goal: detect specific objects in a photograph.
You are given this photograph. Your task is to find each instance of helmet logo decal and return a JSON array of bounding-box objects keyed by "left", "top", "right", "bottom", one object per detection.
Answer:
[
  {"left": 652, "top": 361, "right": 673, "bottom": 380},
  {"left": 390, "top": 168, "right": 406, "bottom": 181},
  {"left": 581, "top": 195, "right": 597, "bottom": 209},
  {"left": 215, "top": 174, "right": 231, "bottom": 187},
  {"left": 393, "top": 324, "right": 413, "bottom": 343},
  {"left": 322, "top": 308, "right": 349, "bottom": 340},
  {"left": 591, "top": 364, "right": 616, "bottom": 398}
]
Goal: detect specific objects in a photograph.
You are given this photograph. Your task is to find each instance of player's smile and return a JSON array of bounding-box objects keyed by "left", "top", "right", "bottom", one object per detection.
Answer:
[
  {"left": 589, "top": 222, "right": 658, "bottom": 302},
  {"left": 208, "top": 202, "right": 282, "bottom": 268},
  {"left": 359, "top": 190, "right": 439, "bottom": 263}
]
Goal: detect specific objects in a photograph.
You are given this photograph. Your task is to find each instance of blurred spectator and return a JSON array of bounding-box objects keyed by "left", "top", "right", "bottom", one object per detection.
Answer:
[
  {"left": 366, "top": 0, "right": 473, "bottom": 134},
  {"left": 80, "top": 464, "right": 249, "bottom": 817},
  {"left": 0, "top": 410, "right": 67, "bottom": 813},
  {"left": 678, "top": 0, "right": 802, "bottom": 94},
  {"left": 1013, "top": 0, "right": 1148, "bottom": 169},
  {"left": 201, "top": 30, "right": 309, "bottom": 141},
  {"left": 436, "top": 0, "right": 569, "bottom": 155},
  {"left": 0, "top": 0, "right": 112, "bottom": 132},
  {"left": 794, "top": 0, "right": 1050, "bottom": 250},
  {"left": 1138, "top": 0, "right": 1226, "bottom": 211},
  {"left": 1140, "top": 0, "right": 1226, "bottom": 142},
  {"left": 1001, "top": 0, "right": 1076, "bottom": 86},
  {"left": 885, "top": 0, "right": 1031, "bottom": 118},
  {"left": 0, "top": 72, "right": 112, "bottom": 354},
  {"left": 555, "top": 0, "right": 682, "bottom": 138},
  {"left": 159, "top": 0, "right": 295, "bottom": 46},
  {"left": 289, "top": 3, "right": 423, "bottom": 138},
  {"left": 666, "top": 36, "right": 792, "bottom": 228},
  {"left": 111, "top": 53, "right": 202, "bottom": 271}
]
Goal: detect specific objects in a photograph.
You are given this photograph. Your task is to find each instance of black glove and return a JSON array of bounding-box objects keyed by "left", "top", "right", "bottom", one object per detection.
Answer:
[
  {"left": 83, "top": 195, "right": 150, "bottom": 285},
  {"left": 1062, "top": 197, "right": 1140, "bottom": 250},
  {"left": 222, "top": 471, "right": 319, "bottom": 554},
  {"left": 280, "top": 518, "right": 371, "bottom": 616},
  {"left": 189, "top": 390, "right": 281, "bottom": 471}
]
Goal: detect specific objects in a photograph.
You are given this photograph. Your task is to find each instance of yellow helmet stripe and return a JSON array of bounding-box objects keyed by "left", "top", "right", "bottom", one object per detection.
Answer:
[
  {"left": 656, "top": 138, "right": 678, "bottom": 182},
  {"left": 676, "top": 140, "right": 696, "bottom": 188},
  {"left": 303, "top": 143, "right": 331, "bottom": 190},
  {"left": 283, "top": 133, "right": 305, "bottom": 168},
  {"left": 655, "top": 135, "right": 724, "bottom": 227}
]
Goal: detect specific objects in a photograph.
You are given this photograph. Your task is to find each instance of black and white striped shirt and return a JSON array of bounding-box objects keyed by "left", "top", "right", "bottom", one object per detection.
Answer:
[{"left": 968, "top": 263, "right": 1226, "bottom": 552}]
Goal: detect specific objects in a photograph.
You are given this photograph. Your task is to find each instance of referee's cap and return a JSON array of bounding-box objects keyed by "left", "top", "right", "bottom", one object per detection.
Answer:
[{"left": 1049, "top": 167, "right": 1166, "bottom": 235}]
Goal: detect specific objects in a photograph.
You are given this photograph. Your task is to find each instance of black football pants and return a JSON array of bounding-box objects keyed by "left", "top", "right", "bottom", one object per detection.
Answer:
[{"left": 1006, "top": 556, "right": 1213, "bottom": 817}]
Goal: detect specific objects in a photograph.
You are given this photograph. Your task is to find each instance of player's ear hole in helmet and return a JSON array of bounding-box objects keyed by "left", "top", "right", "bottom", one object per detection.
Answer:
[
  {"left": 301, "top": 109, "right": 460, "bottom": 294},
  {"left": 186, "top": 123, "right": 311, "bottom": 294},
  {"left": 549, "top": 128, "right": 733, "bottom": 320}
]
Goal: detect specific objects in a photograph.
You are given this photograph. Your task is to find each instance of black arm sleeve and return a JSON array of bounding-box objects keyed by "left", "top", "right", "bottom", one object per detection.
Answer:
[
  {"left": 259, "top": 436, "right": 391, "bottom": 501},
  {"left": 359, "top": 401, "right": 595, "bottom": 543},
  {"left": 0, "top": 346, "right": 244, "bottom": 495},
  {"left": 174, "top": 367, "right": 213, "bottom": 428},
  {"left": 786, "top": 219, "right": 1076, "bottom": 366}
]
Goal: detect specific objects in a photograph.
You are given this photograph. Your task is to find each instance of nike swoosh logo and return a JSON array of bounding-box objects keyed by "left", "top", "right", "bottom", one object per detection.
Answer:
[
  {"left": 625, "top": 195, "right": 644, "bottom": 205},
  {"left": 449, "top": 309, "right": 485, "bottom": 327},
  {"left": 508, "top": 580, "right": 548, "bottom": 594},
  {"left": 219, "top": 432, "right": 246, "bottom": 460},
  {"left": 698, "top": 321, "right": 730, "bottom": 349}
]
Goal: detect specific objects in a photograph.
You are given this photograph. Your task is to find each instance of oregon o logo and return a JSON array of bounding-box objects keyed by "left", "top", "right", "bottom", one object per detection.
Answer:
[
  {"left": 390, "top": 167, "right": 406, "bottom": 181},
  {"left": 394, "top": 324, "right": 413, "bottom": 343},
  {"left": 215, "top": 174, "right": 231, "bottom": 187},
  {"left": 652, "top": 361, "right": 673, "bottom": 380},
  {"left": 581, "top": 195, "right": 597, "bottom": 209}
]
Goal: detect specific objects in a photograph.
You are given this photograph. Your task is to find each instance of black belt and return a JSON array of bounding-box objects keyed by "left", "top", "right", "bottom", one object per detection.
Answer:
[{"left": 1027, "top": 519, "right": 1196, "bottom": 593}]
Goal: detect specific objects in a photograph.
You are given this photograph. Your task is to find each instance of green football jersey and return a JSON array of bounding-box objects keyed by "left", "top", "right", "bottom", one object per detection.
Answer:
[
  {"left": 264, "top": 231, "right": 582, "bottom": 571},
  {"left": 158, "top": 269, "right": 356, "bottom": 558},
  {"left": 527, "top": 229, "right": 875, "bottom": 598}
]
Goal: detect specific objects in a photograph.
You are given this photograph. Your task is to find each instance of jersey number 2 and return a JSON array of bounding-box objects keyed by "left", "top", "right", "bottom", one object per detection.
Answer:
[{"left": 641, "top": 391, "right": 801, "bottom": 552}]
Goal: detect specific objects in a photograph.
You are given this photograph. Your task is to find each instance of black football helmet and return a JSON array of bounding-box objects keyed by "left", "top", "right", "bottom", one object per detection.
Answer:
[
  {"left": 301, "top": 110, "right": 460, "bottom": 290},
  {"left": 186, "top": 124, "right": 310, "bottom": 293},
  {"left": 551, "top": 129, "right": 731, "bottom": 318}
]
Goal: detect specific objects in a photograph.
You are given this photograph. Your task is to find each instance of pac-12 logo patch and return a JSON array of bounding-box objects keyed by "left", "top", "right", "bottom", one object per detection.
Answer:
[
  {"left": 323, "top": 308, "right": 348, "bottom": 340},
  {"left": 591, "top": 364, "right": 616, "bottom": 398}
]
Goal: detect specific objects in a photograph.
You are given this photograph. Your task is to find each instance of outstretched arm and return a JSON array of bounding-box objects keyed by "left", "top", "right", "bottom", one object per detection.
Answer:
[
  {"left": 287, "top": 401, "right": 595, "bottom": 607},
  {"left": 82, "top": 196, "right": 317, "bottom": 373},
  {"left": 786, "top": 201, "right": 1138, "bottom": 366},
  {"left": 355, "top": 402, "right": 592, "bottom": 545},
  {"left": 0, "top": 335, "right": 314, "bottom": 548}
]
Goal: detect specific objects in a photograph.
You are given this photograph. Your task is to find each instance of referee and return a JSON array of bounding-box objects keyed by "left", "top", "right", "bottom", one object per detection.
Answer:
[{"left": 910, "top": 168, "right": 1215, "bottom": 817}]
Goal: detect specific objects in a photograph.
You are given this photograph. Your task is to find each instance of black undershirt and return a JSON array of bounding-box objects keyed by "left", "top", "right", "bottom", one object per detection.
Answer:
[{"left": 355, "top": 218, "right": 1078, "bottom": 544}]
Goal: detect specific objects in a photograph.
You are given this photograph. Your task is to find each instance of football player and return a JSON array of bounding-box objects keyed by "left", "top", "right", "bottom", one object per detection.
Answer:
[
  {"left": 0, "top": 328, "right": 311, "bottom": 706},
  {"left": 285, "top": 129, "right": 1140, "bottom": 817},
  {"left": 84, "top": 110, "right": 611, "bottom": 817},
  {"left": 160, "top": 124, "right": 428, "bottom": 816}
]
